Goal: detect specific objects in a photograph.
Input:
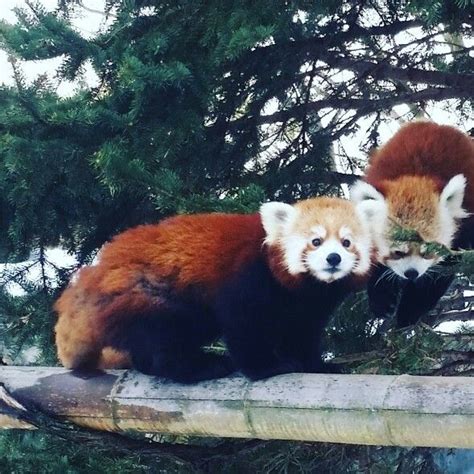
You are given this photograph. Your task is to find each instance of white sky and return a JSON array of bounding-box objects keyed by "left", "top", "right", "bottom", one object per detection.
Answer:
[{"left": 0, "top": 0, "right": 105, "bottom": 95}]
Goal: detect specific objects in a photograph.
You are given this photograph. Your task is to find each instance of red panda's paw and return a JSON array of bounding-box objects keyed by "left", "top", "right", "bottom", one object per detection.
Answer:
[
  {"left": 131, "top": 350, "right": 236, "bottom": 383},
  {"left": 171, "top": 353, "right": 235, "bottom": 383},
  {"left": 98, "top": 347, "right": 132, "bottom": 369},
  {"left": 240, "top": 358, "right": 305, "bottom": 381}
]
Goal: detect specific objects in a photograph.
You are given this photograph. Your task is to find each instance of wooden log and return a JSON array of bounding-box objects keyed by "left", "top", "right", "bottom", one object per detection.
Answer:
[{"left": 0, "top": 366, "right": 473, "bottom": 448}]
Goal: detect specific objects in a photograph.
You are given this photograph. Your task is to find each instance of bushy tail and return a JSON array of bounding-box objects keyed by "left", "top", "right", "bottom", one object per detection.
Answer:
[
  {"left": 54, "top": 265, "right": 160, "bottom": 370},
  {"left": 54, "top": 282, "right": 103, "bottom": 369}
]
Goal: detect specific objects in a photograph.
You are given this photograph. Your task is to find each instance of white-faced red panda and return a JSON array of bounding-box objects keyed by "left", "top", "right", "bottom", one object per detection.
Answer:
[
  {"left": 351, "top": 121, "right": 474, "bottom": 327},
  {"left": 54, "top": 196, "right": 377, "bottom": 382}
]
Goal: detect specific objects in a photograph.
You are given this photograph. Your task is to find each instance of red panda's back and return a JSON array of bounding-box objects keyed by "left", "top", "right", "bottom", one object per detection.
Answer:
[
  {"left": 95, "top": 212, "right": 265, "bottom": 296},
  {"left": 55, "top": 212, "right": 265, "bottom": 369},
  {"left": 366, "top": 122, "right": 474, "bottom": 212}
]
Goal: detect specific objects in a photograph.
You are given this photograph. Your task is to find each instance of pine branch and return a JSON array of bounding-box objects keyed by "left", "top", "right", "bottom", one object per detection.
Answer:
[
  {"left": 431, "top": 361, "right": 474, "bottom": 376},
  {"left": 230, "top": 87, "right": 469, "bottom": 128},
  {"left": 330, "top": 350, "right": 386, "bottom": 365},
  {"left": 318, "top": 55, "right": 474, "bottom": 93},
  {"left": 76, "top": 1, "right": 116, "bottom": 18},
  {"left": 434, "top": 309, "right": 473, "bottom": 325},
  {"left": 38, "top": 245, "right": 48, "bottom": 293},
  {"left": 248, "top": 19, "right": 425, "bottom": 61}
]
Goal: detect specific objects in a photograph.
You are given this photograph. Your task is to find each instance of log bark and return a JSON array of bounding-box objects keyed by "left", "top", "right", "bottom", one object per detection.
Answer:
[{"left": 0, "top": 367, "right": 473, "bottom": 449}]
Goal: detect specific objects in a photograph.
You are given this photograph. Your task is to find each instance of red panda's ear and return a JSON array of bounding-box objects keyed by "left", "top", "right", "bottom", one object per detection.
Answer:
[
  {"left": 439, "top": 174, "right": 468, "bottom": 219},
  {"left": 350, "top": 180, "right": 384, "bottom": 204},
  {"left": 350, "top": 180, "right": 387, "bottom": 227},
  {"left": 260, "top": 202, "right": 297, "bottom": 244}
]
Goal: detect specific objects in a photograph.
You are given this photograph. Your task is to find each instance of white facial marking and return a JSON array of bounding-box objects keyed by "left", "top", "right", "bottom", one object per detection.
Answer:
[
  {"left": 305, "top": 237, "right": 357, "bottom": 282},
  {"left": 353, "top": 234, "right": 371, "bottom": 276},
  {"left": 283, "top": 234, "right": 308, "bottom": 275},
  {"left": 386, "top": 254, "right": 437, "bottom": 279},
  {"left": 311, "top": 225, "right": 327, "bottom": 238},
  {"left": 339, "top": 226, "right": 352, "bottom": 240}
]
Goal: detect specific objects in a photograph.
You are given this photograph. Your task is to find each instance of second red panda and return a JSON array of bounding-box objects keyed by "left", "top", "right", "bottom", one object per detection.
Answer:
[{"left": 351, "top": 121, "right": 474, "bottom": 327}]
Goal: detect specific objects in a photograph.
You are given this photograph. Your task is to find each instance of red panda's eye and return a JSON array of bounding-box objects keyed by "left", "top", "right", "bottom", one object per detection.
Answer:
[
  {"left": 312, "top": 238, "right": 322, "bottom": 247},
  {"left": 342, "top": 239, "right": 351, "bottom": 248},
  {"left": 393, "top": 250, "right": 407, "bottom": 259}
]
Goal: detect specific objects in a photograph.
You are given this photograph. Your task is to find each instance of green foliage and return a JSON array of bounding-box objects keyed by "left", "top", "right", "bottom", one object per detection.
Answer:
[
  {"left": 0, "top": 431, "right": 191, "bottom": 474},
  {"left": 0, "top": 430, "right": 446, "bottom": 474},
  {"left": 0, "top": 286, "right": 57, "bottom": 365},
  {"left": 326, "top": 292, "right": 382, "bottom": 358},
  {"left": 458, "top": 250, "right": 474, "bottom": 277},
  {"left": 405, "top": 0, "right": 474, "bottom": 26},
  {"left": 326, "top": 294, "right": 446, "bottom": 376},
  {"left": 0, "top": 0, "right": 473, "bottom": 471},
  {"left": 0, "top": 83, "right": 150, "bottom": 262},
  {"left": 391, "top": 223, "right": 424, "bottom": 244},
  {"left": 352, "top": 325, "right": 445, "bottom": 375}
]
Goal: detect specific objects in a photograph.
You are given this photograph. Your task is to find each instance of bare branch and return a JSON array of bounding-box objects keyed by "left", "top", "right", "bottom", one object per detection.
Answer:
[
  {"left": 77, "top": 1, "right": 116, "bottom": 18},
  {"left": 249, "top": 87, "right": 470, "bottom": 126},
  {"left": 434, "top": 309, "right": 473, "bottom": 325},
  {"left": 318, "top": 55, "right": 474, "bottom": 92}
]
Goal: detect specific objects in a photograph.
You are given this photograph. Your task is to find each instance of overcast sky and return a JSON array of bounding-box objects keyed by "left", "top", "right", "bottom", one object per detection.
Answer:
[{"left": 0, "top": 0, "right": 105, "bottom": 95}]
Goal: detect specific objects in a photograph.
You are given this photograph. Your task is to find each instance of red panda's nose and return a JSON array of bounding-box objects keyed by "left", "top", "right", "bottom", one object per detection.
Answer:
[
  {"left": 326, "top": 253, "right": 342, "bottom": 267},
  {"left": 404, "top": 268, "right": 419, "bottom": 280}
]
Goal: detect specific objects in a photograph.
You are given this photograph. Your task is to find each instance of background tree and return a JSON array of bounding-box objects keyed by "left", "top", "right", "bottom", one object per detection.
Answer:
[{"left": 0, "top": 0, "right": 472, "bottom": 471}]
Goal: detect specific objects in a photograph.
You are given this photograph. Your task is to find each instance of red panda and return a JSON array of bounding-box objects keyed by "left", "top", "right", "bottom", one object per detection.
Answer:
[
  {"left": 351, "top": 121, "right": 474, "bottom": 327},
  {"left": 55, "top": 197, "right": 376, "bottom": 382}
]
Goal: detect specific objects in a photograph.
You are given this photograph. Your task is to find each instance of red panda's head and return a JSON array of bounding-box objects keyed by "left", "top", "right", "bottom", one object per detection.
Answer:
[
  {"left": 350, "top": 174, "right": 468, "bottom": 279},
  {"left": 260, "top": 197, "right": 377, "bottom": 283}
]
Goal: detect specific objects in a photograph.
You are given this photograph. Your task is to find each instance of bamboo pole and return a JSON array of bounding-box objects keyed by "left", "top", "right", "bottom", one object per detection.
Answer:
[{"left": 0, "top": 366, "right": 473, "bottom": 448}]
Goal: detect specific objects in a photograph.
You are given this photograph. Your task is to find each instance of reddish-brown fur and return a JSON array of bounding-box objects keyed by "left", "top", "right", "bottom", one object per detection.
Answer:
[
  {"left": 55, "top": 199, "right": 370, "bottom": 372},
  {"left": 55, "top": 213, "right": 269, "bottom": 369},
  {"left": 98, "top": 347, "right": 132, "bottom": 369},
  {"left": 361, "top": 122, "right": 474, "bottom": 327},
  {"left": 366, "top": 121, "right": 474, "bottom": 215}
]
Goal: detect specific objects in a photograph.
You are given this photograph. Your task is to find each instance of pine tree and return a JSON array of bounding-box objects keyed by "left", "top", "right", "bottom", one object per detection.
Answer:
[{"left": 0, "top": 0, "right": 472, "bottom": 471}]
